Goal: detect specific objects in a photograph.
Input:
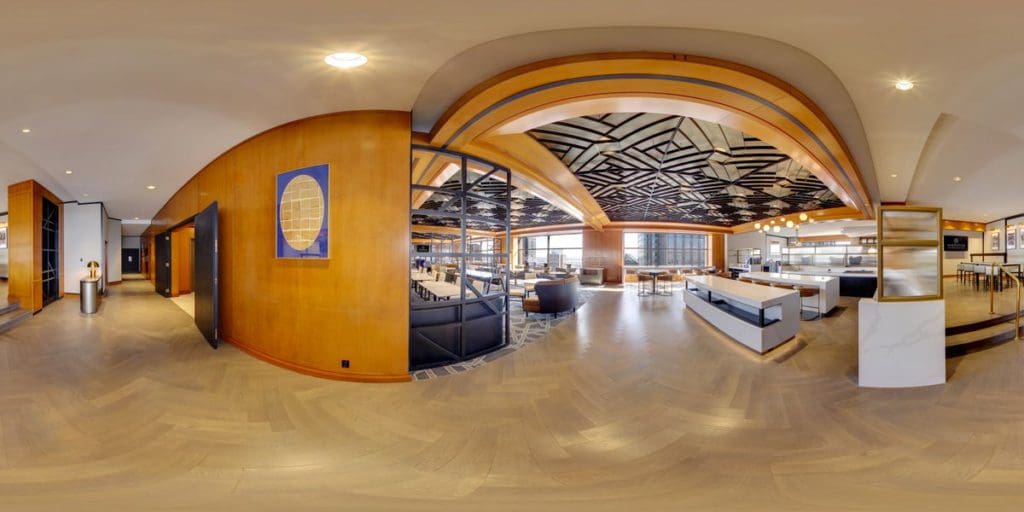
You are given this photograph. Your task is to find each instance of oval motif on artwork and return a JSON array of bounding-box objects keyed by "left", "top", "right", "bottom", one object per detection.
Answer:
[{"left": 279, "top": 175, "right": 324, "bottom": 251}]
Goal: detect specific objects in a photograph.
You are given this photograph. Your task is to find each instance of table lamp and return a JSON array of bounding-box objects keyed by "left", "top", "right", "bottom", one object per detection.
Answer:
[{"left": 86, "top": 260, "right": 100, "bottom": 279}]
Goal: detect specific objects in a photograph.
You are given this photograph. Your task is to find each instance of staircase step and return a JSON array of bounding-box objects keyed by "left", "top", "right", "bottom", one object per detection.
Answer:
[
  {"left": 946, "top": 320, "right": 1020, "bottom": 358},
  {"left": 0, "top": 298, "right": 20, "bottom": 316},
  {"left": 946, "top": 310, "right": 1021, "bottom": 336},
  {"left": 0, "top": 307, "right": 31, "bottom": 334}
]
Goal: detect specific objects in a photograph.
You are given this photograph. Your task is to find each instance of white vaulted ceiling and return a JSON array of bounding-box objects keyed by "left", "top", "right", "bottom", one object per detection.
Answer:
[{"left": 2, "top": 1, "right": 1023, "bottom": 222}]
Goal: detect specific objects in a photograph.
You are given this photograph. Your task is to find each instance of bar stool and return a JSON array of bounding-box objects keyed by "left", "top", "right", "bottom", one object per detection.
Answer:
[
  {"left": 637, "top": 273, "right": 654, "bottom": 296},
  {"left": 793, "top": 285, "right": 821, "bottom": 320}
]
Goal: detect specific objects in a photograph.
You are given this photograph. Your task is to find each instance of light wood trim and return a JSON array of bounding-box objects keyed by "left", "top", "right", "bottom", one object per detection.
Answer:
[
  {"left": 512, "top": 221, "right": 734, "bottom": 237},
  {"left": 412, "top": 224, "right": 496, "bottom": 238},
  {"left": 430, "top": 52, "right": 873, "bottom": 222},
  {"left": 943, "top": 219, "right": 986, "bottom": 232},
  {"left": 797, "top": 234, "right": 857, "bottom": 243},
  {"left": 607, "top": 221, "right": 732, "bottom": 234}
]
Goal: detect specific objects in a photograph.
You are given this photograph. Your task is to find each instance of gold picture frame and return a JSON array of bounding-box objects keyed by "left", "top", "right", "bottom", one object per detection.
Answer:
[{"left": 877, "top": 206, "right": 943, "bottom": 302}]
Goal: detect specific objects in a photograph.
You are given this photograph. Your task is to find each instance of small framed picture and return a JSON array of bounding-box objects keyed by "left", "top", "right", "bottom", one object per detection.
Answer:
[
  {"left": 1009, "top": 228, "right": 1017, "bottom": 250},
  {"left": 992, "top": 231, "right": 1001, "bottom": 251}
]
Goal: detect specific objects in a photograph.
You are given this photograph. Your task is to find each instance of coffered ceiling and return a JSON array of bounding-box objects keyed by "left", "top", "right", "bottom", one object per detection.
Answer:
[{"left": 528, "top": 113, "right": 845, "bottom": 226}]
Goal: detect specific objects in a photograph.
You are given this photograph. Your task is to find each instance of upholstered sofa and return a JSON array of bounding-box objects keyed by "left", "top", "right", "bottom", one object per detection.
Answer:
[{"left": 523, "top": 276, "right": 579, "bottom": 317}]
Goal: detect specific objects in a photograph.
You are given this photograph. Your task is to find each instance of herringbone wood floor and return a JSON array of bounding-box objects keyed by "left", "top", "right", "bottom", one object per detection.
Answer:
[{"left": 1, "top": 281, "right": 1023, "bottom": 511}]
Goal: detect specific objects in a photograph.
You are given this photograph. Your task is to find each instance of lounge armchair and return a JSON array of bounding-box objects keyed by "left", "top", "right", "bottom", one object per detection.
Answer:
[{"left": 523, "top": 276, "right": 579, "bottom": 317}]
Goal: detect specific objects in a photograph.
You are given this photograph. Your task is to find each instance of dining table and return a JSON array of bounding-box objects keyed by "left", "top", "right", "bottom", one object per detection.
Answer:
[{"left": 638, "top": 270, "right": 672, "bottom": 296}]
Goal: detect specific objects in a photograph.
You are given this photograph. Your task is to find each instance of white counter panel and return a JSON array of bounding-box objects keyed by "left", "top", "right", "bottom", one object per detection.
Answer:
[
  {"left": 741, "top": 272, "right": 840, "bottom": 314},
  {"left": 858, "top": 298, "right": 945, "bottom": 388},
  {"left": 684, "top": 276, "right": 799, "bottom": 354}
]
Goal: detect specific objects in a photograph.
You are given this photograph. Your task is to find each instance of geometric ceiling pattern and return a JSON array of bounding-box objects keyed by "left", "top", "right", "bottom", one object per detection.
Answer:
[
  {"left": 528, "top": 113, "right": 846, "bottom": 226},
  {"left": 412, "top": 172, "right": 580, "bottom": 232}
]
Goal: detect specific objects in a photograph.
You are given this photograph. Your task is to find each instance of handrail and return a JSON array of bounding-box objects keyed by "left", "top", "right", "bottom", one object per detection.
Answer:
[{"left": 989, "top": 263, "right": 1022, "bottom": 340}]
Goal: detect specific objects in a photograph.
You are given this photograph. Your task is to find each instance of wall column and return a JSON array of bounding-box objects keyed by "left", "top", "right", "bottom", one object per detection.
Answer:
[{"left": 7, "top": 180, "right": 64, "bottom": 312}]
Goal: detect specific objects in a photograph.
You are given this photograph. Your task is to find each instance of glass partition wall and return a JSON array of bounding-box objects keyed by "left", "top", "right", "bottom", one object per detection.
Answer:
[{"left": 409, "top": 147, "right": 511, "bottom": 371}]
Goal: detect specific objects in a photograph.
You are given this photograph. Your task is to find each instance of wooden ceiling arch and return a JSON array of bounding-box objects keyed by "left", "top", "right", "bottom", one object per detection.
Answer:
[{"left": 426, "top": 52, "right": 874, "bottom": 231}]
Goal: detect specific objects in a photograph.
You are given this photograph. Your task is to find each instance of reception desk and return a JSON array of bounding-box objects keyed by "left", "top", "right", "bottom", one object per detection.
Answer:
[
  {"left": 684, "top": 275, "right": 799, "bottom": 354},
  {"left": 740, "top": 272, "right": 840, "bottom": 314}
]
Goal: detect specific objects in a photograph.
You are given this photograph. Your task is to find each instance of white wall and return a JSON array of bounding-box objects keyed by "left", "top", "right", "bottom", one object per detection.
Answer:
[
  {"left": 1004, "top": 215, "right": 1024, "bottom": 264},
  {"left": 726, "top": 231, "right": 767, "bottom": 255},
  {"left": 986, "top": 219, "right": 1005, "bottom": 254},
  {"left": 122, "top": 236, "right": 141, "bottom": 249},
  {"left": 0, "top": 213, "right": 8, "bottom": 279},
  {"left": 942, "top": 230, "right": 984, "bottom": 275},
  {"left": 107, "top": 218, "right": 122, "bottom": 282},
  {"left": 63, "top": 203, "right": 105, "bottom": 294}
]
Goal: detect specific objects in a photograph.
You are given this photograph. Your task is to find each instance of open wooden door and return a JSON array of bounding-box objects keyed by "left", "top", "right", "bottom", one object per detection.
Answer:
[
  {"left": 155, "top": 232, "right": 171, "bottom": 297},
  {"left": 193, "top": 201, "right": 219, "bottom": 349}
]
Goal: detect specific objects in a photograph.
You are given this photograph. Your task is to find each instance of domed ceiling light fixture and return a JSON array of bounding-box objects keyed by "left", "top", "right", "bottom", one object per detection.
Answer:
[{"left": 325, "top": 52, "right": 368, "bottom": 69}]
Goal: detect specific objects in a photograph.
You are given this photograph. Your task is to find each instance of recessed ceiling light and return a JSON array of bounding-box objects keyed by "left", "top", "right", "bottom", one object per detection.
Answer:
[
  {"left": 324, "top": 52, "right": 368, "bottom": 69},
  {"left": 82, "top": 193, "right": 89, "bottom": 197},
  {"left": 20, "top": 128, "right": 31, "bottom": 133},
  {"left": 890, "top": 173, "right": 898, "bottom": 178},
  {"left": 134, "top": 217, "right": 139, "bottom": 220},
  {"left": 146, "top": 185, "right": 156, "bottom": 190},
  {"left": 953, "top": 176, "right": 963, "bottom": 182},
  {"left": 894, "top": 79, "right": 914, "bottom": 91},
  {"left": 65, "top": 170, "right": 73, "bottom": 175}
]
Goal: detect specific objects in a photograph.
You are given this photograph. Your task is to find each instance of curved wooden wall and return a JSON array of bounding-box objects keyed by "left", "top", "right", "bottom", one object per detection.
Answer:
[
  {"left": 145, "top": 111, "right": 411, "bottom": 382},
  {"left": 428, "top": 52, "right": 874, "bottom": 224}
]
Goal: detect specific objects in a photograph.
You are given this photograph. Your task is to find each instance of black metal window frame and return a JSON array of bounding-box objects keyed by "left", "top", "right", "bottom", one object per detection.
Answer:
[
  {"left": 623, "top": 231, "right": 709, "bottom": 267},
  {"left": 41, "top": 197, "right": 60, "bottom": 305},
  {"left": 409, "top": 146, "right": 512, "bottom": 371}
]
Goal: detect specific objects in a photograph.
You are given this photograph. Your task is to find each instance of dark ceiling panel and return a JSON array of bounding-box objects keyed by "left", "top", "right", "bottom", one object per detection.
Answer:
[
  {"left": 412, "top": 173, "right": 579, "bottom": 231},
  {"left": 529, "top": 113, "right": 845, "bottom": 226}
]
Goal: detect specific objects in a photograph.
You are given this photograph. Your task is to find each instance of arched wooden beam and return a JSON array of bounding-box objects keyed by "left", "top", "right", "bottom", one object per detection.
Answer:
[
  {"left": 730, "top": 206, "right": 865, "bottom": 234},
  {"left": 430, "top": 52, "right": 873, "bottom": 224}
]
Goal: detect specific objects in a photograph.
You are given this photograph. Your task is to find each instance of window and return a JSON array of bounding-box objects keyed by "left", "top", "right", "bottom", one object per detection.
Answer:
[
  {"left": 518, "top": 232, "right": 582, "bottom": 268},
  {"left": 623, "top": 232, "right": 707, "bottom": 267}
]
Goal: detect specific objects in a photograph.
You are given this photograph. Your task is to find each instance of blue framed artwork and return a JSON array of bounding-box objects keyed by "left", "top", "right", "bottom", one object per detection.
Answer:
[{"left": 276, "top": 164, "right": 329, "bottom": 259}]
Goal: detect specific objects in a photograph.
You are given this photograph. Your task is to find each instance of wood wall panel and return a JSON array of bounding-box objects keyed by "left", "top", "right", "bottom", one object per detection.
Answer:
[
  {"left": 171, "top": 225, "right": 194, "bottom": 296},
  {"left": 143, "top": 111, "right": 411, "bottom": 382},
  {"left": 582, "top": 228, "right": 623, "bottom": 283},
  {"left": 7, "top": 180, "right": 64, "bottom": 313},
  {"left": 710, "top": 233, "right": 726, "bottom": 273}
]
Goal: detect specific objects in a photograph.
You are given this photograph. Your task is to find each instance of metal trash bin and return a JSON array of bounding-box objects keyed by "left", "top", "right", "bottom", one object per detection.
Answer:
[{"left": 80, "top": 278, "right": 100, "bottom": 314}]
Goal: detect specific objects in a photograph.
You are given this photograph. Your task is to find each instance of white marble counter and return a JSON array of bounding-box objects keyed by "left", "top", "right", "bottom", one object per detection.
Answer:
[
  {"left": 741, "top": 272, "right": 840, "bottom": 314},
  {"left": 686, "top": 275, "right": 795, "bottom": 308},
  {"left": 858, "top": 298, "right": 945, "bottom": 388},
  {"left": 684, "top": 276, "right": 799, "bottom": 354}
]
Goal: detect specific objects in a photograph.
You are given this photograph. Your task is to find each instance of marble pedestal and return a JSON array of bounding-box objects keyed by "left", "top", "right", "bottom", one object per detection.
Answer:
[{"left": 858, "top": 298, "right": 945, "bottom": 388}]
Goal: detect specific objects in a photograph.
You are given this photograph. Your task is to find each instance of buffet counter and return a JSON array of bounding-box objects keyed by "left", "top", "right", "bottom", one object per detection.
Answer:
[
  {"left": 684, "top": 275, "right": 799, "bottom": 354},
  {"left": 777, "top": 266, "right": 877, "bottom": 297},
  {"left": 740, "top": 272, "right": 840, "bottom": 314}
]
